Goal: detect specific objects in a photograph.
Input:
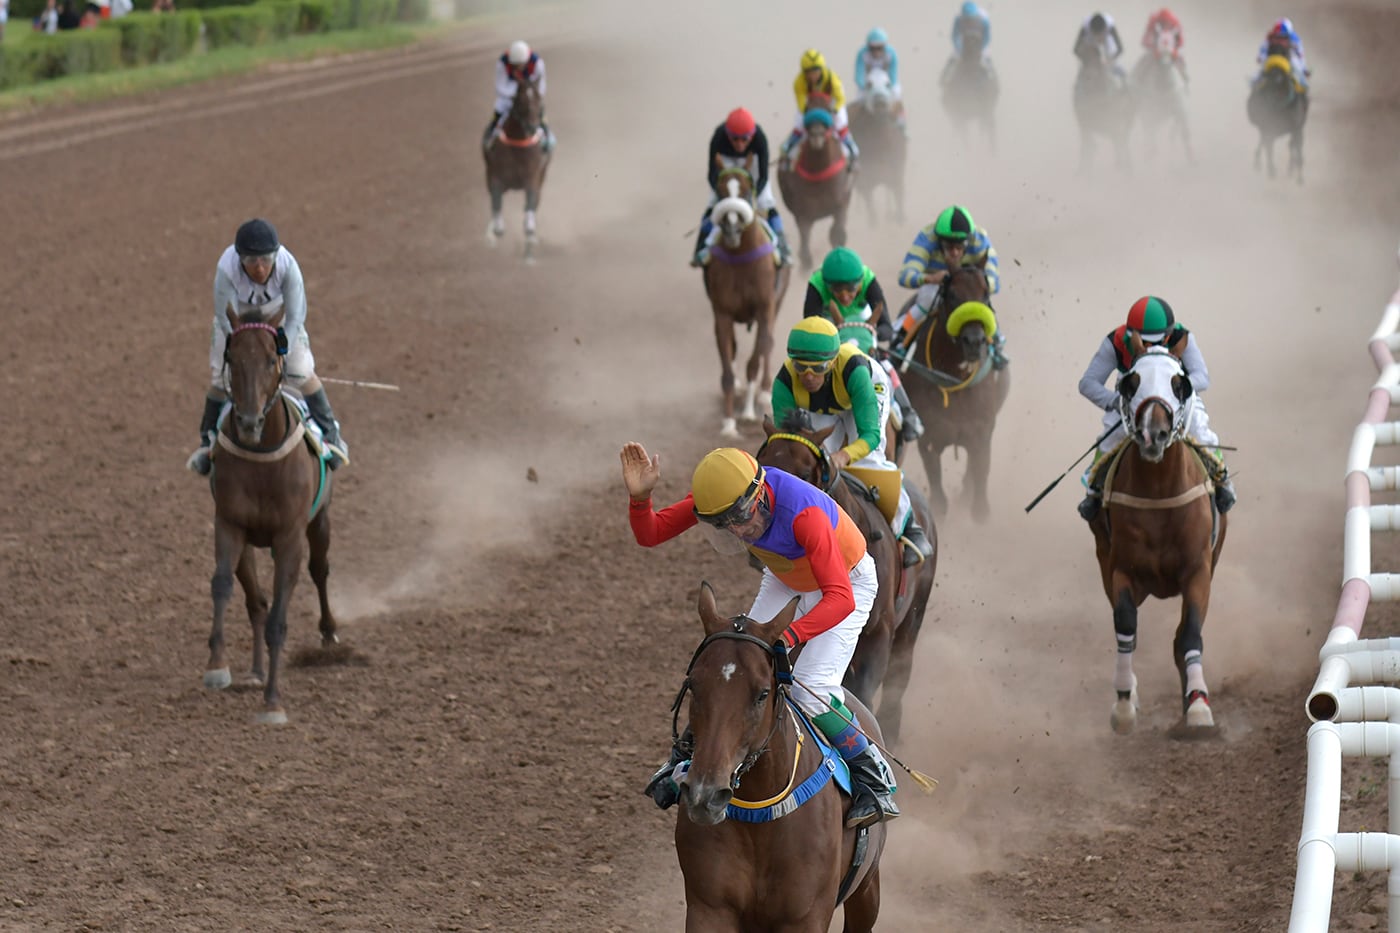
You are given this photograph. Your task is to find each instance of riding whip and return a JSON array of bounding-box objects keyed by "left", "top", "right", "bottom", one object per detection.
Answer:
[
  {"left": 321, "top": 377, "right": 401, "bottom": 392},
  {"left": 1023, "top": 418, "right": 1123, "bottom": 513},
  {"left": 792, "top": 677, "right": 938, "bottom": 794}
]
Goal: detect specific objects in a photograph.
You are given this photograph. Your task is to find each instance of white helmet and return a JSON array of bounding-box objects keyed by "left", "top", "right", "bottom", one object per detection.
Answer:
[{"left": 508, "top": 41, "right": 531, "bottom": 66}]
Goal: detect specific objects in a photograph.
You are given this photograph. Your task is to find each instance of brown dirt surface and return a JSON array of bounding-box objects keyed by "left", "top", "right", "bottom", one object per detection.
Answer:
[{"left": 3, "top": 0, "right": 1400, "bottom": 930}]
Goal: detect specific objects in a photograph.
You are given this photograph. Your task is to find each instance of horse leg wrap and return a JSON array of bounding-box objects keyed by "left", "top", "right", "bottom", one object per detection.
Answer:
[
  {"left": 813, "top": 695, "right": 869, "bottom": 758},
  {"left": 1114, "top": 645, "right": 1135, "bottom": 693},
  {"left": 1184, "top": 650, "right": 1207, "bottom": 695}
]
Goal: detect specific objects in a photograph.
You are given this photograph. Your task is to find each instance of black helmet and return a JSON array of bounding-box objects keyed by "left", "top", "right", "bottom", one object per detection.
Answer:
[
  {"left": 1089, "top": 13, "right": 1107, "bottom": 33},
  {"left": 235, "top": 218, "right": 280, "bottom": 257}
]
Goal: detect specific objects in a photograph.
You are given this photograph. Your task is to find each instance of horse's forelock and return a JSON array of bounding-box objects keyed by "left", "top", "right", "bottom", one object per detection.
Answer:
[{"left": 779, "top": 408, "right": 814, "bottom": 432}]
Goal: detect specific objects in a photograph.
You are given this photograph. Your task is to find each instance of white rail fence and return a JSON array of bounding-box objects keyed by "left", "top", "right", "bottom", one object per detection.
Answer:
[{"left": 1291, "top": 252, "right": 1400, "bottom": 932}]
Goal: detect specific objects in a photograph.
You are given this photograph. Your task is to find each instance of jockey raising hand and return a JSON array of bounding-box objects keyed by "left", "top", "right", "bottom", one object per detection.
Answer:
[
  {"left": 622, "top": 442, "right": 900, "bottom": 829},
  {"left": 1075, "top": 296, "right": 1236, "bottom": 521},
  {"left": 690, "top": 107, "right": 793, "bottom": 268},
  {"left": 187, "top": 219, "right": 348, "bottom": 476},
  {"left": 483, "top": 40, "right": 555, "bottom": 151},
  {"left": 802, "top": 247, "right": 923, "bottom": 442},
  {"left": 781, "top": 48, "right": 860, "bottom": 166},
  {"left": 771, "top": 318, "right": 934, "bottom": 568},
  {"left": 854, "top": 27, "right": 906, "bottom": 130}
]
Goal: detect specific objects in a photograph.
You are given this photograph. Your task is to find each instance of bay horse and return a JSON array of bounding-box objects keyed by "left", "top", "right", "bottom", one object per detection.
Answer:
[
  {"left": 896, "top": 266, "right": 1010, "bottom": 522},
  {"left": 940, "top": 44, "right": 999, "bottom": 153},
  {"left": 205, "top": 304, "right": 339, "bottom": 724},
  {"left": 703, "top": 164, "right": 792, "bottom": 438},
  {"left": 675, "top": 583, "right": 886, "bottom": 931},
  {"left": 1247, "top": 54, "right": 1307, "bottom": 184},
  {"left": 847, "top": 70, "right": 906, "bottom": 226},
  {"left": 484, "top": 76, "right": 551, "bottom": 262},
  {"left": 777, "top": 95, "right": 853, "bottom": 272},
  {"left": 1088, "top": 337, "right": 1227, "bottom": 735},
  {"left": 758, "top": 413, "right": 936, "bottom": 745},
  {"left": 1130, "top": 34, "right": 1192, "bottom": 163},
  {"left": 1073, "top": 48, "right": 1134, "bottom": 174}
]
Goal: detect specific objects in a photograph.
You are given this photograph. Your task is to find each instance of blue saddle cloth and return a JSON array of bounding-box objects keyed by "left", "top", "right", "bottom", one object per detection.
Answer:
[{"left": 724, "top": 699, "right": 853, "bottom": 824}]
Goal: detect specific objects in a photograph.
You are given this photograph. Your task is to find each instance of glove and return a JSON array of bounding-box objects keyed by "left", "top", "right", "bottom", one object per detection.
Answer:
[{"left": 772, "top": 639, "right": 794, "bottom": 685}]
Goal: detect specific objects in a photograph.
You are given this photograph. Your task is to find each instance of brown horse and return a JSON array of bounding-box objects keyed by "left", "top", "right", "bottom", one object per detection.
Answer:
[
  {"left": 777, "top": 96, "right": 854, "bottom": 272},
  {"left": 205, "top": 304, "right": 338, "bottom": 724},
  {"left": 484, "top": 76, "right": 551, "bottom": 262},
  {"left": 758, "top": 414, "right": 936, "bottom": 745},
  {"left": 675, "top": 583, "right": 886, "bottom": 931},
  {"left": 896, "top": 265, "right": 1010, "bottom": 522},
  {"left": 703, "top": 163, "right": 792, "bottom": 438},
  {"left": 1089, "top": 337, "right": 1227, "bottom": 735}
]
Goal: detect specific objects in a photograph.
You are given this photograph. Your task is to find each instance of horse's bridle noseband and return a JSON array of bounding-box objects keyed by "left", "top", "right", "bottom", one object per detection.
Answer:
[
  {"left": 670, "top": 620, "right": 790, "bottom": 790},
  {"left": 224, "top": 321, "right": 286, "bottom": 424}
]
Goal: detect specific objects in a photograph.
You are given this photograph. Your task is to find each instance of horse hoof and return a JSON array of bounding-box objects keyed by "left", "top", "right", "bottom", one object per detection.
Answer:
[
  {"left": 719, "top": 418, "right": 739, "bottom": 439},
  {"left": 255, "top": 709, "right": 289, "bottom": 726},
  {"left": 203, "top": 668, "right": 231, "bottom": 690},
  {"left": 1185, "top": 697, "right": 1215, "bottom": 728},
  {"left": 1110, "top": 700, "right": 1137, "bottom": 734},
  {"left": 241, "top": 672, "right": 265, "bottom": 687}
]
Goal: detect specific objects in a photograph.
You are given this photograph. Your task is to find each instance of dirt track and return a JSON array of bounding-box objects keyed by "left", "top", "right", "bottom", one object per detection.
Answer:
[{"left": 3, "top": 0, "right": 1400, "bottom": 930}]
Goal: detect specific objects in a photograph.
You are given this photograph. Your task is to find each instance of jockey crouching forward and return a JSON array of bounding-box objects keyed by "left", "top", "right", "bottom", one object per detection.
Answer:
[
  {"left": 1254, "top": 18, "right": 1309, "bottom": 92},
  {"left": 773, "top": 318, "right": 934, "bottom": 568},
  {"left": 187, "top": 218, "right": 348, "bottom": 476},
  {"left": 1076, "top": 295, "right": 1236, "bottom": 520},
  {"left": 691, "top": 107, "right": 792, "bottom": 268},
  {"left": 781, "top": 48, "right": 859, "bottom": 167},
  {"left": 1137, "top": 7, "right": 1188, "bottom": 84},
  {"left": 943, "top": 2, "right": 996, "bottom": 80},
  {"left": 483, "top": 40, "right": 556, "bottom": 151},
  {"left": 623, "top": 443, "right": 900, "bottom": 829},
  {"left": 854, "top": 27, "right": 906, "bottom": 133},
  {"left": 1075, "top": 12, "right": 1127, "bottom": 86}
]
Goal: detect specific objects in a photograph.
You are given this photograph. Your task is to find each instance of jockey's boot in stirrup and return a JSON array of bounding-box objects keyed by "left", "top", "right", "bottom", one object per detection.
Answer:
[
  {"left": 1078, "top": 488, "right": 1103, "bottom": 522},
  {"left": 899, "top": 518, "right": 933, "bottom": 568},
  {"left": 991, "top": 332, "right": 1010, "bottom": 371},
  {"left": 893, "top": 383, "right": 923, "bottom": 441},
  {"left": 1212, "top": 461, "right": 1236, "bottom": 514},
  {"left": 482, "top": 112, "right": 501, "bottom": 150},
  {"left": 643, "top": 739, "right": 690, "bottom": 810},
  {"left": 186, "top": 394, "right": 223, "bottom": 476},
  {"left": 304, "top": 388, "right": 349, "bottom": 470},
  {"left": 845, "top": 745, "right": 900, "bottom": 829},
  {"left": 767, "top": 208, "right": 793, "bottom": 267}
]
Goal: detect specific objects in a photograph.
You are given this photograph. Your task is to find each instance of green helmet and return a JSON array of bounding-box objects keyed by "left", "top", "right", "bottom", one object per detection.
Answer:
[
  {"left": 820, "top": 247, "right": 864, "bottom": 285},
  {"left": 787, "top": 318, "right": 841, "bottom": 361},
  {"left": 933, "top": 205, "right": 976, "bottom": 241},
  {"left": 838, "top": 322, "right": 876, "bottom": 355}
]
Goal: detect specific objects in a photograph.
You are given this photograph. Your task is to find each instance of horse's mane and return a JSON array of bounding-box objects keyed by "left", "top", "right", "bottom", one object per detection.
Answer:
[
  {"left": 779, "top": 408, "right": 815, "bottom": 432},
  {"left": 230, "top": 297, "right": 284, "bottom": 325}
]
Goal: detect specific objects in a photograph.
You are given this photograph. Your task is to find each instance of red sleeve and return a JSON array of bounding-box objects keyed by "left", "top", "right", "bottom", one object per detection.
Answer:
[
  {"left": 628, "top": 493, "right": 698, "bottom": 547},
  {"left": 783, "top": 507, "right": 856, "bottom": 647}
]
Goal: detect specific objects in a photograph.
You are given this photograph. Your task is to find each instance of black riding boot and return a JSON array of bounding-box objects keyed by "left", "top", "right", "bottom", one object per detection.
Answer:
[
  {"left": 482, "top": 111, "right": 501, "bottom": 150},
  {"left": 845, "top": 745, "right": 900, "bottom": 829},
  {"left": 303, "top": 388, "right": 348, "bottom": 469},
  {"left": 893, "top": 383, "right": 923, "bottom": 441},
  {"left": 186, "top": 394, "right": 224, "bottom": 476},
  {"left": 643, "top": 737, "right": 690, "bottom": 810},
  {"left": 1078, "top": 487, "right": 1102, "bottom": 521},
  {"left": 991, "top": 331, "right": 1010, "bottom": 370},
  {"left": 899, "top": 518, "right": 933, "bottom": 568},
  {"left": 691, "top": 210, "right": 713, "bottom": 267}
]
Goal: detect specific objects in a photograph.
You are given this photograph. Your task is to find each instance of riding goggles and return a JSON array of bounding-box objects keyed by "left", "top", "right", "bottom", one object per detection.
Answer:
[
  {"left": 937, "top": 237, "right": 968, "bottom": 251},
  {"left": 693, "top": 474, "right": 766, "bottom": 529},
  {"left": 791, "top": 357, "right": 836, "bottom": 376},
  {"left": 727, "top": 131, "right": 755, "bottom": 143}
]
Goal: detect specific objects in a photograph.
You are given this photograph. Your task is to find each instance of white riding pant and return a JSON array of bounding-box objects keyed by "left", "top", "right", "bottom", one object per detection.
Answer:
[
  {"left": 792, "top": 105, "right": 851, "bottom": 135},
  {"left": 805, "top": 396, "right": 914, "bottom": 534},
  {"left": 1097, "top": 395, "right": 1219, "bottom": 455},
  {"left": 209, "top": 324, "right": 316, "bottom": 393},
  {"left": 706, "top": 179, "right": 777, "bottom": 215},
  {"left": 748, "top": 553, "right": 878, "bottom": 718}
]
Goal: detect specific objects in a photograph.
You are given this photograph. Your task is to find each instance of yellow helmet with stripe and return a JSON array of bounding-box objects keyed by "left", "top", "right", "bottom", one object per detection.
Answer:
[
  {"left": 800, "top": 48, "right": 826, "bottom": 72},
  {"left": 692, "top": 448, "right": 765, "bottom": 525}
]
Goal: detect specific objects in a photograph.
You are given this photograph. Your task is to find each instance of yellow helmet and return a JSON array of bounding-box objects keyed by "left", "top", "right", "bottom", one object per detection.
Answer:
[
  {"left": 800, "top": 48, "right": 826, "bottom": 72},
  {"left": 691, "top": 448, "right": 765, "bottom": 524}
]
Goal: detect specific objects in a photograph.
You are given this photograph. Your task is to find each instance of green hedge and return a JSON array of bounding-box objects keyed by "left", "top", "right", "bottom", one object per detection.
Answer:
[
  {"left": 0, "top": 26, "right": 122, "bottom": 87},
  {"left": 106, "top": 11, "right": 199, "bottom": 64},
  {"left": 201, "top": 4, "right": 274, "bottom": 48}
]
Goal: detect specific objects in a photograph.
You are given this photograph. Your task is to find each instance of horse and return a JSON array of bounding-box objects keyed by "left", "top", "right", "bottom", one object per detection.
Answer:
[
  {"left": 1129, "top": 34, "right": 1192, "bottom": 163},
  {"left": 204, "top": 304, "right": 339, "bottom": 724},
  {"left": 1247, "top": 54, "right": 1307, "bottom": 184},
  {"left": 1088, "top": 337, "right": 1227, "bottom": 735},
  {"left": 847, "top": 70, "right": 907, "bottom": 226},
  {"left": 484, "top": 76, "right": 551, "bottom": 262},
  {"left": 674, "top": 583, "right": 887, "bottom": 932},
  {"left": 895, "top": 265, "right": 1010, "bottom": 522},
  {"left": 1073, "top": 48, "right": 1135, "bottom": 174},
  {"left": 940, "top": 44, "right": 999, "bottom": 153},
  {"left": 703, "top": 164, "right": 792, "bottom": 438},
  {"left": 758, "top": 412, "right": 936, "bottom": 745},
  {"left": 777, "top": 95, "right": 854, "bottom": 273}
]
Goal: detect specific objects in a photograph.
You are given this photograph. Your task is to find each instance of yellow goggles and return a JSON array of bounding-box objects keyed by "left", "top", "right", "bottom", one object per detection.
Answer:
[{"left": 791, "top": 357, "right": 835, "bottom": 376}]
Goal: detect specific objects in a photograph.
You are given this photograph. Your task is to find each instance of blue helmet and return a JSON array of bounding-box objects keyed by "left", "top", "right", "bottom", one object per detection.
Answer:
[
  {"left": 866, "top": 27, "right": 888, "bottom": 47},
  {"left": 960, "top": 1, "right": 978, "bottom": 16},
  {"left": 1271, "top": 17, "right": 1297, "bottom": 41}
]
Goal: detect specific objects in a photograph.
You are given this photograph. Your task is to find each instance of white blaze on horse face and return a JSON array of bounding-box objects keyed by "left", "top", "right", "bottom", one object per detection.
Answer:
[
  {"left": 1124, "top": 347, "right": 1188, "bottom": 447},
  {"left": 721, "top": 662, "right": 736, "bottom": 682},
  {"left": 726, "top": 177, "right": 740, "bottom": 200}
]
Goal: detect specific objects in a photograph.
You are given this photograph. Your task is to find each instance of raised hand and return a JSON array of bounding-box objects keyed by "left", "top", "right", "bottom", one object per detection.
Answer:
[{"left": 620, "top": 442, "right": 662, "bottom": 500}]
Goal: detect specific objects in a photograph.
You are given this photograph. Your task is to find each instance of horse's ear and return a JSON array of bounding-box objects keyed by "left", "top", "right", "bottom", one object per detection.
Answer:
[
  {"left": 1168, "top": 332, "right": 1186, "bottom": 360},
  {"left": 762, "top": 414, "right": 778, "bottom": 437},
  {"left": 1173, "top": 373, "right": 1193, "bottom": 404},
  {"left": 268, "top": 306, "right": 286, "bottom": 329},
  {"left": 766, "top": 596, "right": 802, "bottom": 638},
  {"left": 1119, "top": 372, "right": 1139, "bottom": 400},
  {"left": 811, "top": 423, "right": 837, "bottom": 446},
  {"left": 225, "top": 303, "right": 239, "bottom": 328},
  {"left": 697, "top": 582, "right": 728, "bottom": 636},
  {"left": 1127, "top": 330, "right": 1145, "bottom": 358}
]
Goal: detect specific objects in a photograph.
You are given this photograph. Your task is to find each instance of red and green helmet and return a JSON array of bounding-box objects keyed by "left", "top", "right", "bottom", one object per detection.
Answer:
[{"left": 1126, "top": 296, "right": 1175, "bottom": 343}]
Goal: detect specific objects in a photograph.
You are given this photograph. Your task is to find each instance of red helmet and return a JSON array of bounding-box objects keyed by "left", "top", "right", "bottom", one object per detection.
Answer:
[
  {"left": 1156, "top": 8, "right": 1179, "bottom": 25},
  {"left": 725, "top": 107, "right": 756, "bottom": 138}
]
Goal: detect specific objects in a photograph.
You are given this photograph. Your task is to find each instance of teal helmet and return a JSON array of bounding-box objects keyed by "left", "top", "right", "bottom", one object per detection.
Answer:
[
  {"left": 866, "top": 26, "right": 888, "bottom": 47},
  {"left": 821, "top": 247, "right": 864, "bottom": 286},
  {"left": 934, "top": 205, "right": 976, "bottom": 241},
  {"left": 960, "top": 1, "right": 978, "bottom": 16}
]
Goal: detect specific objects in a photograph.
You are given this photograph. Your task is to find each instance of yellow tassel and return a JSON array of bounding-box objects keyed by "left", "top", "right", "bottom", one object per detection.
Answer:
[{"left": 908, "top": 769, "right": 939, "bottom": 794}]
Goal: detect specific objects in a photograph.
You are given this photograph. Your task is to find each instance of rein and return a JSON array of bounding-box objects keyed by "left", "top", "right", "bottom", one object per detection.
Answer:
[
  {"left": 795, "top": 151, "right": 848, "bottom": 182},
  {"left": 758, "top": 433, "right": 835, "bottom": 493}
]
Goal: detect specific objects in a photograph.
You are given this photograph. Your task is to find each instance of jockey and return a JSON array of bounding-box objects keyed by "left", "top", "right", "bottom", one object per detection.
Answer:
[
  {"left": 804, "top": 247, "right": 923, "bottom": 442},
  {"left": 854, "top": 27, "right": 906, "bottom": 130},
  {"left": 1255, "top": 18, "right": 1309, "bottom": 91},
  {"left": 1076, "top": 296, "right": 1236, "bottom": 520},
  {"left": 772, "top": 318, "right": 935, "bottom": 568},
  {"left": 691, "top": 107, "right": 792, "bottom": 268},
  {"left": 624, "top": 443, "right": 901, "bottom": 829},
  {"left": 1074, "top": 12, "right": 1127, "bottom": 83},
  {"left": 484, "top": 40, "right": 555, "bottom": 151},
  {"left": 894, "top": 205, "right": 1007, "bottom": 369},
  {"left": 1139, "top": 7, "right": 1187, "bottom": 82},
  {"left": 187, "top": 218, "right": 348, "bottom": 477},
  {"left": 944, "top": 1, "right": 994, "bottom": 76},
  {"left": 781, "top": 48, "right": 859, "bottom": 166}
]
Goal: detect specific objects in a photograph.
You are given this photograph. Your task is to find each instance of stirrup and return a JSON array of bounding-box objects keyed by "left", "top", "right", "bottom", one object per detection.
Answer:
[{"left": 186, "top": 445, "right": 212, "bottom": 476}]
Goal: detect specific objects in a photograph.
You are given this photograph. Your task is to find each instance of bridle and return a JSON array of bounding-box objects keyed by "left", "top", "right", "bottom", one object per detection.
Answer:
[
  {"left": 668, "top": 621, "right": 790, "bottom": 791},
  {"left": 1120, "top": 353, "right": 1190, "bottom": 450},
  {"left": 224, "top": 321, "right": 286, "bottom": 425},
  {"left": 757, "top": 431, "right": 835, "bottom": 494}
]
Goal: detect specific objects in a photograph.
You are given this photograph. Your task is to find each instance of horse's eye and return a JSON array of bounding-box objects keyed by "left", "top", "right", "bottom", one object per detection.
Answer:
[{"left": 755, "top": 688, "right": 770, "bottom": 707}]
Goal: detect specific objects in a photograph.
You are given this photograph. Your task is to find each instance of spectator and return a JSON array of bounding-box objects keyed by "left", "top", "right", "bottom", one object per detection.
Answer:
[
  {"left": 56, "top": 0, "right": 81, "bottom": 30},
  {"left": 151, "top": 0, "right": 175, "bottom": 12},
  {"left": 34, "top": 0, "right": 58, "bottom": 33},
  {"left": 0, "top": 0, "right": 8, "bottom": 43}
]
